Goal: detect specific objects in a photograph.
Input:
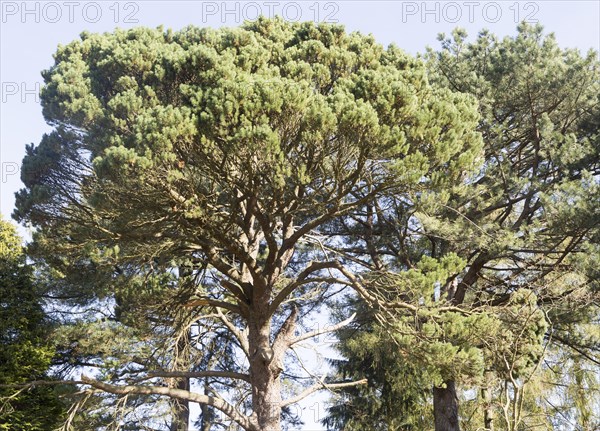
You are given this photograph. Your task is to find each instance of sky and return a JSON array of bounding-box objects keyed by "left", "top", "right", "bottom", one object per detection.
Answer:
[{"left": 0, "top": 0, "right": 599, "bottom": 429}]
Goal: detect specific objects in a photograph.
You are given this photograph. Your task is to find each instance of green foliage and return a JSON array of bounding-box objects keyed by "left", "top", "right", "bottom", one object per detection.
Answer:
[
  {"left": 15, "top": 18, "right": 482, "bottom": 265},
  {"left": 324, "top": 290, "right": 436, "bottom": 431},
  {"left": 13, "top": 18, "right": 484, "bottom": 429},
  {"left": 425, "top": 18, "right": 599, "bottom": 386},
  {"left": 365, "top": 255, "right": 494, "bottom": 385},
  {"left": 423, "top": 23, "right": 599, "bottom": 256},
  {"left": 13, "top": 17, "right": 597, "bottom": 430},
  {"left": 326, "top": 23, "right": 599, "bottom": 429},
  {"left": 0, "top": 218, "right": 64, "bottom": 430}
]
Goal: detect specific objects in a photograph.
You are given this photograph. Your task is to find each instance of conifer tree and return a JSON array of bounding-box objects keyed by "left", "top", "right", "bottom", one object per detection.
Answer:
[
  {"left": 0, "top": 218, "right": 65, "bottom": 430},
  {"left": 325, "top": 23, "right": 599, "bottom": 431},
  {"left": 14, "top": 18, "right": 482, "bottom": 430}
]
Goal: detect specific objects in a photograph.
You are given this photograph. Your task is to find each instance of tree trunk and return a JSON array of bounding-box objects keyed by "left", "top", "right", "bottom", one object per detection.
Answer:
[
  {"left": 169, "top": 377, "right": 190, "bottom": 431},
  {"left": 248, "top": 298, "right": 282, "bottom": 431},
  {"left": 482, "top": 371, "right": 494, "bottom": 431},
  {"left": 433, "top": 258, "right": 487, "bottom": 430},
  {"left": 433, "top": 380, "right": 460, "bottom": 431},
  {"left": 169, "top": 334, "right": 190, "bottom": 431},
  {"left": 200, "top": 379, "right": 217, "bottom": 431},
  {"left": 171, "top": 269, "right": 191, "bottom": 431}
]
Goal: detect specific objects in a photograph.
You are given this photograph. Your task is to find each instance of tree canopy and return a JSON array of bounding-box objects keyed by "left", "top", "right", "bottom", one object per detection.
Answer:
[
  {"left": 14, "top": 17, "right": 483, "bottom": 431},
  {"left": 325, "top": 23, "right": 600, "bottom": 431},
  {"left": 8, "top": 17, "right": 599, "bottom": 431}
]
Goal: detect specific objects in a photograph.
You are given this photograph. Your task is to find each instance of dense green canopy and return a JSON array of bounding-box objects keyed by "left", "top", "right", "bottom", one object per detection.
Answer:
[
  {"left": 14, "top": 18, "right": 484, "bottom": 431},
  {"left": 325, "top": 23, "right": 600, "bottom": 431}
]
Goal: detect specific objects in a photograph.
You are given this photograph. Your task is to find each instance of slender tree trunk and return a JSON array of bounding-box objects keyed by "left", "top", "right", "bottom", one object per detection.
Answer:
[
  {"left": 169, "top": 328, "right": 190, "bottom": 431},
  {"left": 433, "top": 380, "right": 460, "bottom": 431},
  {"left": 433, "top": 258, "right": 487, "bottom": 430},
  {"left": 248, "top": 294, "right": 282, "bottom": 431},
  {"left": 171, "top": 268, "right": 192, "bottom": 431},
  {"left": 482, "top": 371, "right": 494, "bottom": 431},
  {"left": 170, "top": 377, "right": 190, "bottom": 431},
  {"left": 200, "top": 379, "right": 216, "bottom": 431}
]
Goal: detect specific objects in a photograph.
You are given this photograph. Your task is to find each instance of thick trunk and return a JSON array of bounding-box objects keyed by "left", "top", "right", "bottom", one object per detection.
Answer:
[
  {"left": 248, "top": 300, "right": 282, "bottom": 431},
  {"left": 433, "top": 380, "right": 460, "bottom": 431}
]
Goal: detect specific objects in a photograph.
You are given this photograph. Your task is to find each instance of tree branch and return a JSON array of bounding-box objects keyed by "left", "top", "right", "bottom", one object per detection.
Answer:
[
  {"left": 270, "top": 260, "right": 339, "bottom": 313},
  {"left": 216, "top": 307, "right": 250, "bottom": 358},
  {"left": 146, "top": 370, "right": 251, "bottom": 383},
  {"left": 80, "top": 375, "right": 256, "bottom": 431},
  {"left": 0, "top": 380, "right": 84, "bottom": 389},
  {"left": 183, "top": 297, "right": 242, "bottom": 315},
  {"left": 281, "top": 378, "right": 368, "bottom": 407},
  {"left": 289, "top": 313, "right": 356, "bottom": 346}
]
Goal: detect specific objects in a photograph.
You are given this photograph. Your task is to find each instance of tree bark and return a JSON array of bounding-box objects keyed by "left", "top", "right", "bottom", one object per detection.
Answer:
[
  {"left": 170, "top": 331, "right": 190, "bottom": 431},
  {"left": 169, "top": 378, "right": 190, "bottom": 431},
  {"left": 482, "top": 371, "right": 495, "bottom": 431},
  {"left": 200, "top": 379, "right": 217, "bottom": 431},
  {"left": 432, "top": 256, "right": 488, "bottom": 430},
  {"left": 248, "top": 292, "right": 283, "bottom": 431},
  {"left": 433, "top": 380, "right": 460, "bottom": 431},
  {"left": 169, "top": 266, "right": 193, "bottom": 431}
]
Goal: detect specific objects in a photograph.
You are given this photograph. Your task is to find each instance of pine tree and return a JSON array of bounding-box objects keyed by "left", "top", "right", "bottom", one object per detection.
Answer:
[
  {"left": 13, "top": 18, "right": 482, "bottom": 430},
  {"left": 423, "top": 23, "right": 599, "bottom": 430},
  {"left": 0, "top": 217, "right": 65, "bottom": 430},
  {"left": 323, "top": 296, "right": 433, "bottom": 430},
  {"left": 325, "top": 23, "right": 599, "bottom": 431}
]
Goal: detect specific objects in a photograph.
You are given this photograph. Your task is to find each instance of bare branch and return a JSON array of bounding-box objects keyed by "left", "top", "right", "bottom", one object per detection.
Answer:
[
  {"left": 281, "top": 378, "right": 368, "bottom": 407},
  {"left": 331, "top": 261, "right": 378, "bottom": 305},
  {"left": 0, "top": 380, "right": 84, "bottom": 389},
  {"left": 183, "top": 297, "right": 243, "bottom": 315},
  {"left": 216, "top": 308, "right": 250, "bottom": 358},
  {"left": 273, "top": 306, "right": 299, "bottom": 347},
  {"left": 289, "top": 313, "right": 356, "bottom": 346},
  {"left": 270, "top": 260, "right": 339, "bottom": 313},
  {"left": 146, "top": 370, "right": 250, "bottom": 383},
  {"left": 80, "top": 375, "right": 256, "bottom": 431}
]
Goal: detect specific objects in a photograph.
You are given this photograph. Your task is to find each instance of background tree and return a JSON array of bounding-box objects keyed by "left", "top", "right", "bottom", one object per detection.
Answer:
[
  {"left": 33, "top": 250, "right": 247, "bottom": 429},
  {"left": 424, "top": 23, "right": 599, "bottom": 430},
  {"left": 0, "top": 217, "right": 65, "bottom": 430},
  {"left": 323, "top": 296, "right": 433, "bottom": 430},
  {"left": 325, "top": 23, "right": 599, "bottom": 431},
  {"left": 14, "top": 18, "right": 482, "bottom": 430}
]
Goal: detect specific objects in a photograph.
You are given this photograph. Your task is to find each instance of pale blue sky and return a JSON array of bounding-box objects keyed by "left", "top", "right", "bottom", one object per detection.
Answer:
[{"left": 0, "top": 1, "right": 599, "bottom": 429}]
